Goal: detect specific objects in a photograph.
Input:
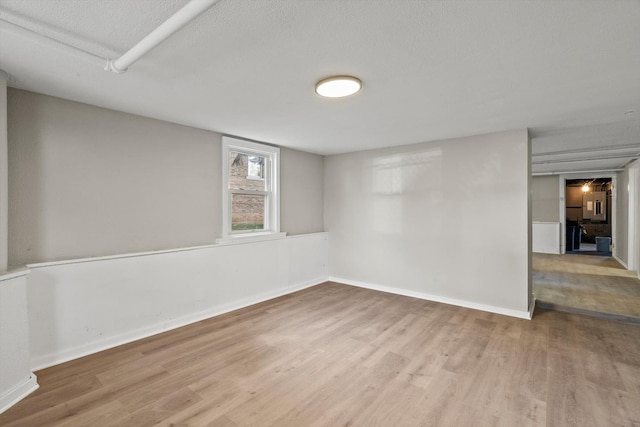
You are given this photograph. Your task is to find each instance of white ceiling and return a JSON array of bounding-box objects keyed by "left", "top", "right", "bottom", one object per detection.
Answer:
[
  {"left": 1, "top": 0, "right": 639, "bottom": 166},
  {"left": 531, "top": 120, "right": 640, "bottom": 174}
]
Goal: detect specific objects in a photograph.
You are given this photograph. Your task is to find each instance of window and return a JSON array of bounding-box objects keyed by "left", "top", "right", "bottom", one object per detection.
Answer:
[
  {"left": 221, "top": 136, "right": 280, "bottom": 240},
  {"left": 247, "top": 155, "right": 264, "bottom": 180}
]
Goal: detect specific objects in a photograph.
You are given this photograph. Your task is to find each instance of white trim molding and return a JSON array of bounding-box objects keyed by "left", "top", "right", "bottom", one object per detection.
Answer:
[
  {"left": 0, "top": 375, "right": 38, "bottom": 415},
  {"left": 329, "top": 277, "right": 534, "bottom": 320},
  {"left": 215, "top": 231, "right": 286, "bottom": 246},
  {"left": 613, "top": 254, "right": 628, "bottom": 270}
]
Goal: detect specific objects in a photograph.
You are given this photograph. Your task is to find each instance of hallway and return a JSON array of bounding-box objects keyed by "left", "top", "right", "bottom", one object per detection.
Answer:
[{"left": 533, "top": 253, "right": 640, "bottom": 321}]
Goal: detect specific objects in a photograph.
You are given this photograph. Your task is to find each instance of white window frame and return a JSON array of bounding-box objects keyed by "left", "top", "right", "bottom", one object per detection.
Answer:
[{"left": 220, "top": 136, "right": 280, "bottom": 241}]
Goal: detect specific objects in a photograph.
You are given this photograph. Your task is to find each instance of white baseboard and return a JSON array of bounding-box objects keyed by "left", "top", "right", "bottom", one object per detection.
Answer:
[
  {"left": 32, "top": 278, "right": 326, "bottom": 371},
  {"left": 613, "top": 254, "right": 628, "bottom": 270},
  {"left": 612, "top": 254, "right": 639, "bottom": 279},
  {"left": 329, "top": 277, "right": 533, "bottom": 320},
  {"left": 528, "top": 296, "right": 536, "bottom": 319},
  {"left": 0, "top": 374, "right": 38, "bottom": 415}
]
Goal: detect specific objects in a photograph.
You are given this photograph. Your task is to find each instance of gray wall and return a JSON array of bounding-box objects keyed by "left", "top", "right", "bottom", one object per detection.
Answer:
[
  {"left": 8, "top": 90, "right": 324, "bottom": 266},
  {"left": 531, "top": 175, "right": 560, "bottom": 222},
  {"left": 281, "top": 147, "right": 324, "bottom": 235},
  {"left": 325, "top": 129, "right": 531, "bottom": 313}
]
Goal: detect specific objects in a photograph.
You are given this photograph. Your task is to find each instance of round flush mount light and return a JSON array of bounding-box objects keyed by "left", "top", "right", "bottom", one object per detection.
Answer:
[{"left": 315, "top": 75, "right": 362, "bottom": 98}]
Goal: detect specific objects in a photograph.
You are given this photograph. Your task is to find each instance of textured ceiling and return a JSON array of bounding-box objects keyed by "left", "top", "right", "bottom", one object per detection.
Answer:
[{"left": 0, "top": 0, "right": 639, "bottom": 164}]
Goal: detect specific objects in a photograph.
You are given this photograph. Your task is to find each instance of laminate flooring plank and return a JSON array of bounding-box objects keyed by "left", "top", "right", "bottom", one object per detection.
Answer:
[
  {"left": 395, "top": 308, "right": 457, "bottom": 360},
  {"left": 346, "top": 302, "right": 411, "bottom": 344},
  {"left": 158, "top": 332, "right": 271, "bottom": 374},
  {"left": 451, "top": 404, "right": 501, "bottom": 427},
  {"left": 2, "top": 377, "right": 129, "bottom": 427},
  {"left": 583, "top": 382, "right": 640, "bottom": 426},
  {"left": 460, "top": 334, "right": 545, "bottom": 426},
  {"left": 398, "top": 321, "right": 461, "bottom": 389},
  {"left": 3, "top": 282, "right": 640, "bottom": 427},
  {"left": 347, "top": 313, "right": 429, "bottom": 369},
  {"left": 347, "top": 378, "right": 433, "bottom": 426},
  {"left": 225, "top": 360, "right": 358, "bottom": 427},
  {"left": 533, "top": 252, "right": 640, "bottom": 319},
  {"left": 272, "top": 351, "right": 408, "bottom": 427},
  {"left": 114, "top": 364, "right": 207, "bottom": 413},
  {"left": 615, "top": 361, "right": 640, "bottom": 399},
  {"left": 106, "top": 386, "right": 203, "bottom": 427},
  {"left": 0, "top": 375, "right": 103, "bottom": 425},
  {"left": 94, "top": 354, "right": 170, "bottom": 386},
  {"left": 34, "top": 349, "right": 146, "bottom": 388},
  {"left": 167, "top": 389, "right": 250, "bottom": 426},
  {"left": 311, "top": 354, "right": 409, "bottom": 427},
  {"left": 603, "top": 321, "right": 640, "bottom": 368},
  {"left": 505, "top": 336, "right": 548, "bottom": 403},
  {"left": 205, "top": 415, "right": 240, "bottom": 427},
  {"left": 208, "top": 346, "right": 327, "bottom": 423},
  {"left": 415, "top": 369, "right": 473, "bottom": 427},
  {"left": 54, "top": 400, "right": 128, "bottom": 427},
  {"left": 545, "top": 349, "right": 598, "bottom": 427},
  {"left": 442, "top": 318, "right": 496, "bottom": 375},
  {"left": 234, "top": 340, "right": 368, "bottom": 426}
]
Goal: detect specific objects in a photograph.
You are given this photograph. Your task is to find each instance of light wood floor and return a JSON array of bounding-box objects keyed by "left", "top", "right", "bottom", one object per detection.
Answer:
[
  {"left": 533, "top": 252, "right": 640, "bottom": 320},
  {"left": 3, "top": 282, "right": 640, "bottom": 426}
]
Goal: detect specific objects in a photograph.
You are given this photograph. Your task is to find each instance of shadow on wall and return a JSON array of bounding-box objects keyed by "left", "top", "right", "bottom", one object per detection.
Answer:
[
  {"left": 7, "top": 91, "right": 45, "bottom": 268},
  {"left": 369, "top": 148, "right": 443, "bottom": 236}
]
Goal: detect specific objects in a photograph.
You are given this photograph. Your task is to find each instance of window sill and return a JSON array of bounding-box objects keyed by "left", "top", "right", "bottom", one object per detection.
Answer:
[{"left": 215, "top": 231, "right": 287, "bottom": 246}]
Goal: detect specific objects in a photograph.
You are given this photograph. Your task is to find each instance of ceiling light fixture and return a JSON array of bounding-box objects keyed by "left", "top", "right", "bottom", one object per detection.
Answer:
[
  {"left": 315, "top": 76, "right": 362, "bottom": 98},
  {"left": 582, "top": 183, "right": 590, "bottom": 192}
]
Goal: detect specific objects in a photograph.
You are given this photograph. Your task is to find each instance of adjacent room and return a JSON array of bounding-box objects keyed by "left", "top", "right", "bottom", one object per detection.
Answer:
[
  {"left": 564, "top": 178, "right": 613, "bottom": 255},
  {"left": 1, "top": 1, "right": 640, "bottom": 426}
]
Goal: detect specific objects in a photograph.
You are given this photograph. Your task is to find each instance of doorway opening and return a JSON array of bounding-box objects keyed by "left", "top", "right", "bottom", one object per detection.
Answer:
[
  {"left": 533, "top": 174, "right": 640, "bottom": 322},
  {"left": 564, "top": 177, "right": 613, "bottom": 255}
]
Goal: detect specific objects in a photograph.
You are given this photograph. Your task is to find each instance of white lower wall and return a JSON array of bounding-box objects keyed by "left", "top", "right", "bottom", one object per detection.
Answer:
[
  {"left": 0, "top": 270, "right": 38, "bottom": 414},
  {"left": 532, "top": 222, "right": 561, "bottom": 254},
  {"left": 27, "top": 233, "right": 328, "bottom": 370}
]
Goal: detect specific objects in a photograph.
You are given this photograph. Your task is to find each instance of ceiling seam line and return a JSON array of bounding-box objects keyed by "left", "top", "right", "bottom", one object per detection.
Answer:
[{"left": 0, "top": 17, "right": 106, "bottom": 65}]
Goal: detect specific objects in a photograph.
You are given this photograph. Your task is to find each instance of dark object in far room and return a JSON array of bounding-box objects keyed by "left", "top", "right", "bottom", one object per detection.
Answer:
[
  {"left": 573, "top": 224, "right": 582, "bottom": 250},
  {"left": 566, "top": 225, "right": 575, "bottom": 251}
]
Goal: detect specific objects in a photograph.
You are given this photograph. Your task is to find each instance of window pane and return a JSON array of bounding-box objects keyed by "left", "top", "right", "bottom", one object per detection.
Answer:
[
  {"left": 231, "top": 194, "right": 265, "bottom": 231},
  {"left": 247, "top": 155, "right": 264, "bottom": 179},
  {"left": 229, "top": 151, "right": 266, "bottom": 191}
]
